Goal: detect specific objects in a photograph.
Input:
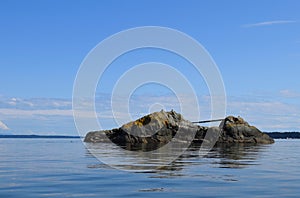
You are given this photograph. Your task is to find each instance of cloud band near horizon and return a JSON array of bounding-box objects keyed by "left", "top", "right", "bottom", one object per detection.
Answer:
[{"left": 0, "top": 91, "right": 300, "bottom": 135}]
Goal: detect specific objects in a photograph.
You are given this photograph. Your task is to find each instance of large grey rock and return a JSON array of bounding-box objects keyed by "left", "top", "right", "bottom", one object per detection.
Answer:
[
  {"left": 84, "top": 110, "right": 274, "bottom": 144},
  {"left": 84, "top": 110, "right": 198, "bottom": 144}
]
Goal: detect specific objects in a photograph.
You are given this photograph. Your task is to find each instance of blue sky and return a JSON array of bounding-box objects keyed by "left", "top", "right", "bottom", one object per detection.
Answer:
[{"left": 0, "top": 0, "right": 300, "bottom": 134}]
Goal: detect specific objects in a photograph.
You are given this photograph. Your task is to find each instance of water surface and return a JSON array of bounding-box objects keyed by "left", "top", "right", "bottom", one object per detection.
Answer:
[{"left": 0, "top": 139, "right": 299, "bottom": 197}]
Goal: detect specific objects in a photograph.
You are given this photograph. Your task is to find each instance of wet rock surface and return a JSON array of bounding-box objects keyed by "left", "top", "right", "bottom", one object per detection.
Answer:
[{"left": 84, "top": 110, "right": 274, "bottom": 144}]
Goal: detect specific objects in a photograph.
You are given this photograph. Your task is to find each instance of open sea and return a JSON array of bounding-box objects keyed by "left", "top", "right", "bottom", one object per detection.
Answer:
[{"left": 0, "top": 138, "right": 299, "bottom": 197}]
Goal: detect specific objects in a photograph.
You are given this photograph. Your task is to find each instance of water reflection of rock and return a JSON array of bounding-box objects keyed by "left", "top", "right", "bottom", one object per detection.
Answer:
[
  {"left": 85, "top": 142, "right": 270, "bottom": 172},
  {"left": 203, "top": 143, "right": 267, "bottom": 168}
]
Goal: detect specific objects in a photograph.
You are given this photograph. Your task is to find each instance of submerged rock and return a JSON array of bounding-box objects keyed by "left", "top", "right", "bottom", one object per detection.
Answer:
[{"left": 84, "top": 110, "right": 274, "bottom": 144}]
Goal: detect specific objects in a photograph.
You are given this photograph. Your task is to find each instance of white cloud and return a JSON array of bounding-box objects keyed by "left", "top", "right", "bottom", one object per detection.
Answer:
[
  {"left": 279, "top": 89, "right": 300, "bottom": 98},
  {"left": 0, "top": 108, "right": 116, "bottom": 120},
  {"left": 0, "top": 108, "right": 73, "bottom": 117},
  {"left": 227, "top": 98, "right": 300, "bottom": 131},
  {"left": 0, "top": 97, "right": 72, "bottom": 110},
  {"left": 0, "top": 120, "right": 9, "bottom": 130},
  {"left": 242, "top": 20, "right": 296, "bottom": 28}
]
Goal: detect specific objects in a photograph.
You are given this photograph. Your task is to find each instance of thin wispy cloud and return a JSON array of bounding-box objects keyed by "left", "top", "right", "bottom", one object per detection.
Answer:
[
  {"left": 242, "top": 20, "right": 296, "bottom": 28},
  {"left": 0, "top": 120, "right": 9, "bottom": 130}
]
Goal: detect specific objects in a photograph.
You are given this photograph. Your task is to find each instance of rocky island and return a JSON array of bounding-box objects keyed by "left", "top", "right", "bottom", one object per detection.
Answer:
[{"left": 84, "top": 110, "right": 274, "bottom": 145}]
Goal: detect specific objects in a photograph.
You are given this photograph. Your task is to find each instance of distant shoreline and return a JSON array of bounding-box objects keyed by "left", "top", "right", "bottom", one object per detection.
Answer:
[
  {"left": 265, "top": 132, "right": 300, "bottom": 139},
  {"left": 0, "top": 135, "right": 81, "bottom": 139},
  {"left": 0, "top": 132, "right": 299, "bottom": 139}
]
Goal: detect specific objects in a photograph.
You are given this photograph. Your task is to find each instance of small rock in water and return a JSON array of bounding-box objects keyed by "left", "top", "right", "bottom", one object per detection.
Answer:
[{"left": 138, "top": 187, "right": 164, "bottom": 192}]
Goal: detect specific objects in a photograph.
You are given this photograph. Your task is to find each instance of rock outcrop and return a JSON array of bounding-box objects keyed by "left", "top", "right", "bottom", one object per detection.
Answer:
[
  {"left": 218, "top": 116, "right": 274, "bottom": 144},
  {"left": 84, "top": 110, "right": 274, "bottom": 144},
  {"left": 84, "top": 110, "right": 198, "bottom": 144}
]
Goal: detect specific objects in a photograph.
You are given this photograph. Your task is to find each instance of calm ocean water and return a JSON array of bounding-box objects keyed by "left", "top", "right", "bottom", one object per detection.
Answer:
[{"left": 0, "top": 138, "right": 299, "bottom": 197}]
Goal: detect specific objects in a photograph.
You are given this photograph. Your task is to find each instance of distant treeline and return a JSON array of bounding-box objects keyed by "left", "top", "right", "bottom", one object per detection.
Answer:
[
  {"left": 0, "top": 135, "right": 81, "bottom": 139},
  {"left": 266, "top": 132, "right": 300, "bottom": 139}
]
